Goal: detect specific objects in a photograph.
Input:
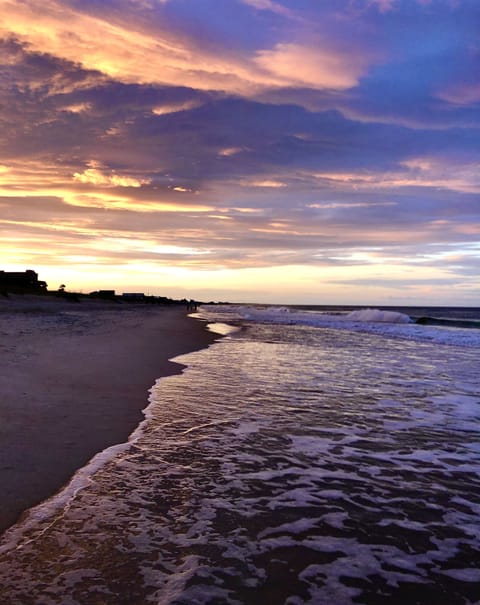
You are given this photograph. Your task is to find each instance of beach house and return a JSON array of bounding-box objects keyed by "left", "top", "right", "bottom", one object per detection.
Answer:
[{"left": 0, "top": 270, "right": 48, "bottom": 294}]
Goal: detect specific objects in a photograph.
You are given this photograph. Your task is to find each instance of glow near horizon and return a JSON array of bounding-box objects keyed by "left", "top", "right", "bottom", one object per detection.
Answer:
[{"left": 0, "top": 0, "right": 479, "bottom": 305}]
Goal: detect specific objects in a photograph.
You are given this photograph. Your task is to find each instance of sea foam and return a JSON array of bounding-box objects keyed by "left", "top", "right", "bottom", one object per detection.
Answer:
[
  {"left": 199, "top": 305, "right": 480, "bottom": 348},
  {"left": 345, "top": 308, "right": 412, "bottom": 323}
]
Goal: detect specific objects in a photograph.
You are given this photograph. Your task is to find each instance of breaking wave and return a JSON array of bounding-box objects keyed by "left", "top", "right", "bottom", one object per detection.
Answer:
[{"left": 198, "top": 305, "right": 480, "bottom": 348}]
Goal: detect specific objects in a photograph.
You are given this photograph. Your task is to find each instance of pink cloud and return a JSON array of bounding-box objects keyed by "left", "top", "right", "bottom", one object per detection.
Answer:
[
  {"left": 438, "top": 83, "right": 480, "bottom": 106},
  {"left": 368, "top": 0, "right": 396, "bottom": 12},
  {"left": 241, "top": 0, "right": 293, "bottom": 18},
  {"left": 255, "top": 43, "right": 369, "bottom": 90}
]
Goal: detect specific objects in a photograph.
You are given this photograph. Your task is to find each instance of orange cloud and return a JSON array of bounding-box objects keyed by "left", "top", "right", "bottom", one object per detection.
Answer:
[
  {"left": 171, "top": 186, "right": 194, "bottom": 193},
  {"left": 0, "top": 160, "right": 213, "bottom": 213},
  {"left": 0, "top": 0, "right": 370, "bottom": 94},
  {"left": 0, "top": 0, "right": 258, "bottom": 93},
  {"left": 62, "top": 102, "right": 92, "bottom": 114},
  {"left": 0, "top": 160, "right": 71, "bottom": 193},
  {"left": 152, "top": 101, "right": 203, "bottom": 116},
  {"left": 245, "top": 179, "right": 288, "bottom": 188},
  {"left": 73, "top": 167, "right": 150, "bottom": 188},
  {"left": 218, "top": 147, "right": 247, "bottom": 157}
]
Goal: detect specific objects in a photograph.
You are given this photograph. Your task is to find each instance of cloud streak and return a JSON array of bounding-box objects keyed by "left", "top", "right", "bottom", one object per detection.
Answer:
[
  {"left": 0, "top": 0, "right": 479, "bottom": 303},
  {"left": 0, "top": 0, "right": 371, "bottom": 95}
]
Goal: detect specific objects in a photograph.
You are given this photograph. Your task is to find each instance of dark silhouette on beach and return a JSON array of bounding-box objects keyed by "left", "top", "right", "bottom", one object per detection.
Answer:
[{"left": 0, "top": 269, "right": 205, "bottom": 308}]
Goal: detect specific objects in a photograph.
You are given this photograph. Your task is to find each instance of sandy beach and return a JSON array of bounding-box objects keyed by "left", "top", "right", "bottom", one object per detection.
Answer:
[{"left": 0, "top": 295, "right": 216, "bottom": 534}]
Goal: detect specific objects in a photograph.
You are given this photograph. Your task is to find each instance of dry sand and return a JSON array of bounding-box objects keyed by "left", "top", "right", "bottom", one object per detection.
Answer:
[{"left": 0, "top": 295, "right": 216, "bottom": 534}]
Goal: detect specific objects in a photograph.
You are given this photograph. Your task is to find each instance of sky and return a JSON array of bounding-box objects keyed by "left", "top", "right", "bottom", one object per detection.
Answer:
[{"left": 1, "top": 0, "right": 479, "bottom": 305}]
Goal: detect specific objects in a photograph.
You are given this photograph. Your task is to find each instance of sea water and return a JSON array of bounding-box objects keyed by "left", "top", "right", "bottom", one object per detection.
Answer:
[{"left": 0, "top": 305, "right": 479, "bottom": 605}]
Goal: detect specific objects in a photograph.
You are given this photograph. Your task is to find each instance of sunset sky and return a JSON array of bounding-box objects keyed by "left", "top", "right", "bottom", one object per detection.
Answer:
[{"left": 1, "top": 0, "right": 479, "bottom": 304}]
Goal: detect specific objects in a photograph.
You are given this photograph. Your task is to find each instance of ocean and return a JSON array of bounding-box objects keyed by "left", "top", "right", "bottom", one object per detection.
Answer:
[{"left": 0, "top": 305, "right": 479, "bottom": 605}]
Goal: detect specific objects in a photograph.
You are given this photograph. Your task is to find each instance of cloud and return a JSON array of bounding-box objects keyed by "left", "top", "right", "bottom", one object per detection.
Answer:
[
  {"left": 308, "top": 166, "right": 480, "bottom": 195},
  {"left": 255, "top": 43, "right": 368, "bottom": 90},
  {"left": 398, "top": 157, "right": 480, "bottom": 194},
  {"left": 73, "top": 166, "right": 151, "bottom": 188},
  {"left": 218, "top": 147, "right": 248, "bottom": 157},
  {"left": 152, "top": 100, "right": 204, "bottom": 116},
  {"left": 62, "top": 102, "right": 93, "bottom": 114},
  {"left": 368, "top": 0, "right": 396, "bottom": 12},
  {"left": 242, "top": 179, "right": 287, "bottom": 188},
  {"left": 307, "top": 201, "right": 396, "bottom": 210},
  {"left": 241, "top": 0, "right": 294, "bottom": 18},
  {"left": 438, "top": 83, "right": 480, "bottom": 106},
  {"left": 0, "top": 1, "right": 274, "bottom": 94},
  {"left": 0, "top": 0, "right": 374, "bottom": 96},
  {"left": 0, "top": 0, "right": 247, "bottom": 93},
  {"left": 0, "top": 36, "right": 105, "bottom": 97},
  {"left": 1, "top": 0, "right": 479, "bottom": 303}
]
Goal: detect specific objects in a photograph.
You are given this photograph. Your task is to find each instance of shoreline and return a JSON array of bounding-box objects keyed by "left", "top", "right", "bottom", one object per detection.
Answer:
[{"left": 0, "top": 296, "right": 216, "bottom": 534}]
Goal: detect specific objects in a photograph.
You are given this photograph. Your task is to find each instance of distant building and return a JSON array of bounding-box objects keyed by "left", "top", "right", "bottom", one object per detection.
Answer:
[
  {"left": 0, "top": 270, "right": 48, "bottom": 293},
  {"left": 89, "top": 289, "right": 116, "bottom": 299},
  {"left": 121, "top": 293, "right": 146, "bottom": 302}
]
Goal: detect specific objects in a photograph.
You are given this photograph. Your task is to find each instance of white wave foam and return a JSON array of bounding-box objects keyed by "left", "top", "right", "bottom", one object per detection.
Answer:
[
  {"left": 199, "top": 305, "right": 480, "bottom": 348},
  {"left": 345, "top": 308, "right": 412, "bottom": 323},
  {"left": 204, "top": 305, "right": 412, "bottom": 324},
  {"left": 205, "top": 322, "right": 241, "bottom": 336}
]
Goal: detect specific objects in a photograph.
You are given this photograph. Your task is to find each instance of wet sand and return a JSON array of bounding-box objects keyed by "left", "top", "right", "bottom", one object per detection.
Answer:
[{"left": 0, "top": 296, "right": 216, "bottom": 533}]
